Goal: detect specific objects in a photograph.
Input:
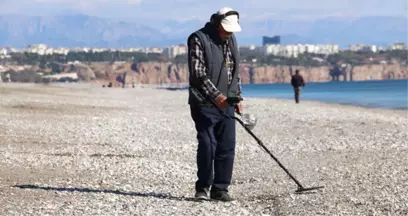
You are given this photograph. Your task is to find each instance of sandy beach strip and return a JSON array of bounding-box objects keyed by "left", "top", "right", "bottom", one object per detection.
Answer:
[{"left": 0, "top": 83, "right": 407, "bottom": 215}]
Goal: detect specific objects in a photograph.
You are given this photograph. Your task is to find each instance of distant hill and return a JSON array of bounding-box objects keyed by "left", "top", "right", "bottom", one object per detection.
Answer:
[
  {"left": 0, "top": 14, "right": 173, "bottom": 48},
  {"left": 0, "top": 14, "right": 406, "bottom": 48},
  {"left": 305, "top": 16, "right": 408, "bottom": 46}
]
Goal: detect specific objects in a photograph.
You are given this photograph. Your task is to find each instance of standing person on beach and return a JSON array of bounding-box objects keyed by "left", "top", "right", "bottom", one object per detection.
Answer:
[
  {"left": 291, "top": 69, "right": 305, "bottom": 103},
  {"left": 187, "top": 7, "right": 242, "bottom": 202}
]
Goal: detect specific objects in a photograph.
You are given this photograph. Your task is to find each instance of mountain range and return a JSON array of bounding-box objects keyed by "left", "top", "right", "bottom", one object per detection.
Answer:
[{"left": 0, "top": 14, "right": 406, "bottom": 49}]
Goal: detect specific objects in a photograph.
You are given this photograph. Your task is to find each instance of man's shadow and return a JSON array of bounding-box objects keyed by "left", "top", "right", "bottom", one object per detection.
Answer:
[
  {"left": 13, "top": 184, "right": 198, "bottom": 202},
  {"left": 13, "top": 185, "right": 313, "bottom": 203}
]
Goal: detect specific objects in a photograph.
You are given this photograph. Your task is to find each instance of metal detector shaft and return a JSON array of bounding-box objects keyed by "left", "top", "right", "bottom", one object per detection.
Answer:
[
  {"left": 235, "top": 115, "right": 326, "bottom": 192},
  {"left": 231, "top": 110, "right": 324, "bottom": 192},
  {"left": 227, "top": 110, "right": 325, "bottom": 192},
  {"left": 229, "top": 114, "right": 305, "bottom": 189}
]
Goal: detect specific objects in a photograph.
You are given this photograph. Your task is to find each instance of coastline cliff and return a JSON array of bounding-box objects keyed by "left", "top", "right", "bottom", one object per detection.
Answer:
[{"left": 1, "top": 61, "right": 407, "bottom": 84}]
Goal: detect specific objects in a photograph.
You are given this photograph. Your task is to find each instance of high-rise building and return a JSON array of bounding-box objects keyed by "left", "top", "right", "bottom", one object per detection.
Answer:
[{"left": 262, "top": 35, "right": 281, "bottom": 46}]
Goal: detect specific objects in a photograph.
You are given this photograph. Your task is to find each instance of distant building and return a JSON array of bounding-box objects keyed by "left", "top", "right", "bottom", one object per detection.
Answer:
[
  {"left": 262, "top": 44, "right": 339, "bottom": 57},
  {"left": 348, "top": 44, "right": 378, "bottom": 52},
  {"left": 239, "top": 45, "right": 262, "bottom": 53},
  {"left": 162, "top": 45, "right": 187, "bottom": 59},
  {"left": 0, "top": 48, "right": 7, "bottom": 56},
  {"left": 24, "top": 44, "right": 48, "bottom": 55},
  {"left": 262, "top": 35, "right": 281, "bottom": 46},
  {"left": 0, "top": 47, "right": 15, "bottom": 59},
  {"left": 389, "top": 42, "right": 407, "bottom": 50}
]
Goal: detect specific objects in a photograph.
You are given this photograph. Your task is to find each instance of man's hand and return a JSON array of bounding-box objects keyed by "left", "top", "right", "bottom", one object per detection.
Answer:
[
  {"left": 235, "top": 102, "right": 243, "bottom": 115},
  {"left": 215, "top": 94, "right": 229, "bottom": 109}
]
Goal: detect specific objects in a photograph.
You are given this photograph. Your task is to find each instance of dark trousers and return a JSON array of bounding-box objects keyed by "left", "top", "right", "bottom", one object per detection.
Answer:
[
  {"left": 190, "top": 105, "right": 236, "bottom": 192},
  {"left": 294, "top": 87, "right": 301, "bottom": 103}
]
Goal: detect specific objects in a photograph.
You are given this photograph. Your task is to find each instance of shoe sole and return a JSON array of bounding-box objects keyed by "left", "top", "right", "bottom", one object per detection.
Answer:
[
  {"left": 195, "top": 196, "right": 209, "bottom": 201},
  {"left": 210, "top": 198, "right": 235, "bottom": 202}
]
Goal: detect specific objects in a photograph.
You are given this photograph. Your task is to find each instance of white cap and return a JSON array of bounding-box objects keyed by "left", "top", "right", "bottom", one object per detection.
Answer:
[{"left": 217, "top": 7, "right": 241, "bottom": 32}]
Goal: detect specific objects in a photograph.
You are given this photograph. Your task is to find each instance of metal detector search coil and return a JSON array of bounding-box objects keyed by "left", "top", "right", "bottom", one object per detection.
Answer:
[{"left": 240, "top": 113, "right": 257, "bottom": 130}]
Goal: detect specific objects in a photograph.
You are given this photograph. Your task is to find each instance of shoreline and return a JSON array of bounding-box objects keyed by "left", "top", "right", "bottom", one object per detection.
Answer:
[
  {"left": 2, "top": 82, "right": 406, "bottom": 112},
  {"left": 1, "top": 82, "right": 407, "bottom": 112},
  {"left": 242, "top": 95, "right": 408, "bottom": 111},
  {"left": 155, "top": 87, "right": 408, "bottom": 111}
]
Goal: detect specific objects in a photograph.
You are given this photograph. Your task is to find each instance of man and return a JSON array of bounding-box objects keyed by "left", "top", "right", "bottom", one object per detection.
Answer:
[
  {"left": 187, "top": 7, "right": 242, "bottom": 202},
  {"left": 290, "top": 69, "right": 306, "bottom": 103}
]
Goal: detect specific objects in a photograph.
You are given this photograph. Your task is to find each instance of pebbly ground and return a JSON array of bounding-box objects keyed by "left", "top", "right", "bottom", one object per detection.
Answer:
[{"left": 0, "top": 83, "right": 407, "bottom": 216}]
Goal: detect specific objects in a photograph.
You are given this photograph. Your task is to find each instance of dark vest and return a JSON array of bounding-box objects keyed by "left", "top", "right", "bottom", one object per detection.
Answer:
[{"left": 187, "top": 22, "right": 240, "bottom": 106}]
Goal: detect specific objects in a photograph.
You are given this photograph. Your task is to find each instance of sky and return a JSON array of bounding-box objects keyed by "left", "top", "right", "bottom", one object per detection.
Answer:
[{"left": 0, "top": 0, "right": 407, "bottom": 22}]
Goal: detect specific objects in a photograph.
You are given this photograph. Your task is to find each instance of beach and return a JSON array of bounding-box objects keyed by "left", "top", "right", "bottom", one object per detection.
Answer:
[{"left": 0, "top": 83, "right": 407, "bottom": 215}]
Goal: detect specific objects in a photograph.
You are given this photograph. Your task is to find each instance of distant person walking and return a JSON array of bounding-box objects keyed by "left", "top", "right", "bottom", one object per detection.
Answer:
[{"left": 291, "top": 69, "right": 305, "bottom": 103}]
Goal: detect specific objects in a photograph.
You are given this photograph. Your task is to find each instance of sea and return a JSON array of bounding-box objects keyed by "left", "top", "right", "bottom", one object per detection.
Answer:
[{"left": 240, "top": 79, "right": 408, "bottom": 110}]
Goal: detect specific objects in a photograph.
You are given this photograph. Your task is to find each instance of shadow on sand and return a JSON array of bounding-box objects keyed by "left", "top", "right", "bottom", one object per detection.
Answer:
[
  {"left": 13, "top": 184, "right": 198, "bottom": 202},
  {"left": 13, "top": 184, "right": 313, "bottom": 203}
]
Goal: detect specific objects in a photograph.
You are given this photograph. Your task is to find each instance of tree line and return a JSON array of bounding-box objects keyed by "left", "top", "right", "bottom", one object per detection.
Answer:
[
  {"left": 8, "top": 51, "right": 166, "bottom": 65},
  {"left": 4, "top": 49, "right": 407, "bottom": 67},
  {"left": 240, "top": 49, "right": 407, "bottom": 67}
]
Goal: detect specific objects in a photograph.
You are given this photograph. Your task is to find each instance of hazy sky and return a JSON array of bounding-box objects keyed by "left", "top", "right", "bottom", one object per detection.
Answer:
[{"left": 0, "top": 0, "right": 407, "bottom": 21}]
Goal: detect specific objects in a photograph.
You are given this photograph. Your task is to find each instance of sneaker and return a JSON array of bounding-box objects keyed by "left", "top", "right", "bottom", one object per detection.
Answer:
[
  {"left": 195, "top": 188, "right": 209, "bottom": 200},
  {"left": 210, "top": 190, "right": 234, "bottom": 202}
]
